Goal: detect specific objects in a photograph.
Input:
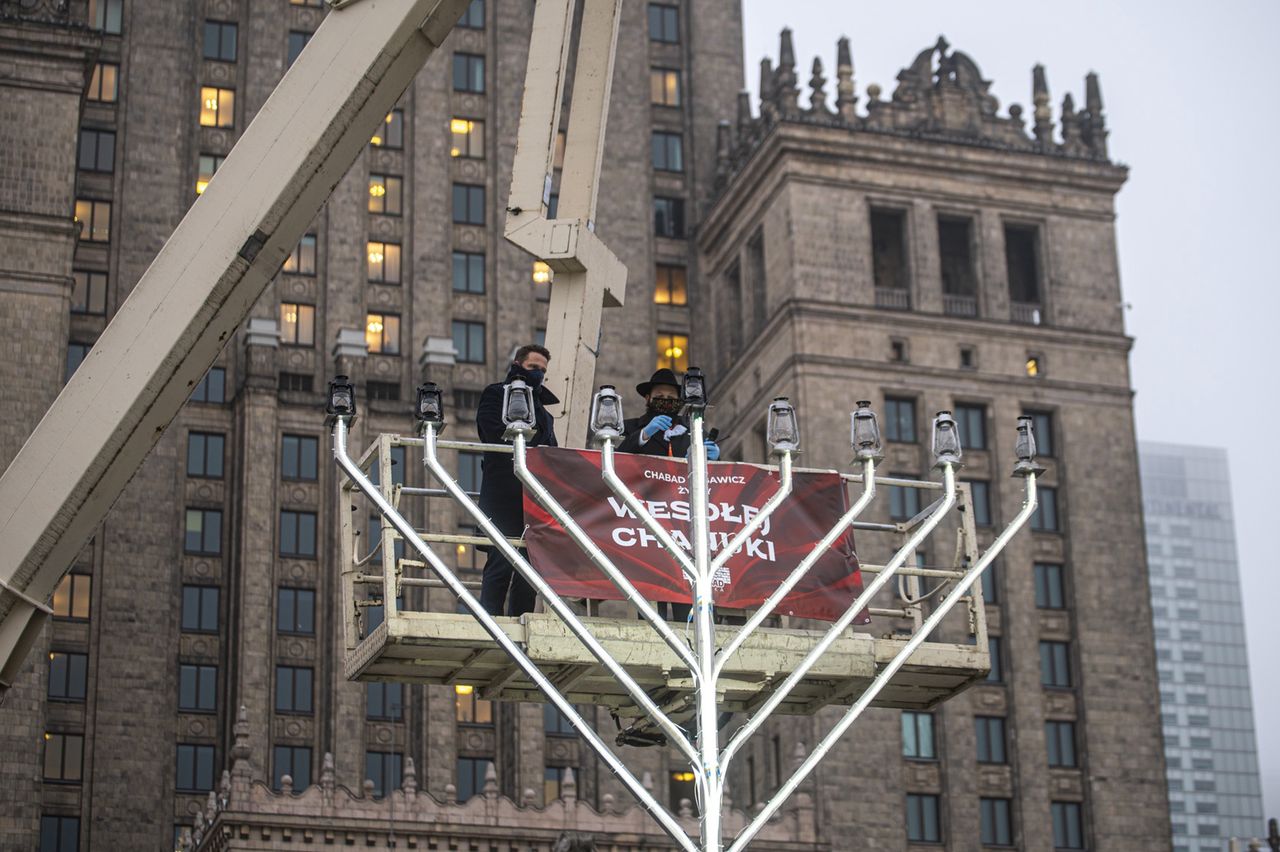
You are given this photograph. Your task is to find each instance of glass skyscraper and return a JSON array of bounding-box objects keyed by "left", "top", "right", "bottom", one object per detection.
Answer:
[{"left": 1141, "top": 442, "right": 1265, "bottom": 849}]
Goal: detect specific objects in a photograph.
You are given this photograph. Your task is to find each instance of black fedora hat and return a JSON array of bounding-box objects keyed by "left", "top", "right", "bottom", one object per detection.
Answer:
[{"left": 636, "top": 368, "right": 681, "bottom": 397}]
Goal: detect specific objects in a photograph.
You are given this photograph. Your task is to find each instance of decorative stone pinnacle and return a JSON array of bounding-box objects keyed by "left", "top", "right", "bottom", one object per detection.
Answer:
[
  {"left": 808, "top": 57, "right": 829, "bottom": 113},
  {"left": 835, "top": 37, "right": 856, "bottom": 120},
  {"left": 1032, "top": 65, "right": 1053, "bottom": 143},
  {"left": 321, "top": 752, "right": 336, "bottom": 792},
  {"left": 563, "top": 766, "right": 577, "bottom": 802},
  {"left": 778, "top": 28, "right": 796, "bottom": 71},
  {"left": 231, "top": 705, "right": 252, "bottom": 778},
  {"left": 483, "top": 761, "right": 498, "bottom": 798},
  {"left": 403, "top": 756, "right": 418, "bottom": 794}
]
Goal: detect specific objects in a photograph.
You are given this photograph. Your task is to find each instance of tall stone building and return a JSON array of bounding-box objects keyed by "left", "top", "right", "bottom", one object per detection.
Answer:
[{"left": 0, "top": 3, "right": 1172, "bottom": 851}]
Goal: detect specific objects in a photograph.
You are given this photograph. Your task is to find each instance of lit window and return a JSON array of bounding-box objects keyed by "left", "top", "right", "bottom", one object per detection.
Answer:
[
  {"left": 199, "top": 86, "right": 235, "bottom": 128},
  {"left": 458, "top": 0, "right": 484, "bottom": 28},
  {"left": 202, "top": 20, "right": 237, "bottom": 62},
  {"left": 452, "top": 251, "right": 485, "bottom": 293},
  {"left": 286, "top": 31, "right": 312, "bottom": 67},
  {"left": 1026, "top": 354, "right": 1042, "bottom": 377},
  {"left": 176, "top": 744, "right": 215, "bottom": 792},
  {"left": 51, "top": 574, "right": 91, "bottom": 621},
  {"left": 455, "top": 683, "right": 492, "bottom": 724},
  {"left": 653, "top": 264, "right": 687, "bottom": 305},
  {"left": 653, "top": 196, "right": 684, "bottom": 238},
  {"left": 647, "top": 3, "right": 678, "bottom": 42},
  {"left": 670, "top": 769, "right": 698, "bottom": 815},
  {"left": 178, "top": 663, "right": 217, "bottom": 712},
  {"left": 368, "top": 173, "right": 403, "bottom": 215},
  {"left": 87, "top": 63, "right": 119, "bottom": 102},
  {"left": 651, "top": 131, "right": 684, "bottom": 172},
  {"left": 282, "top": 233, "right": 316, "bottom": 275},
  {"left": 184, "top": 508, "right": 222, "bottom": 555},
  {"left": 452, "top": 183, "right": 485, "bottom": 225},
  {"left": 71, "top": 270, "right": 108, "bottom": 315},
  {"left": 451, "top": 319, "right": 484, "bottom": 363},
  {"left": 531, "top": 260, "right": 553, "bottom": 286},
  {"left": 366, "top": 240, "right": 402, "bottom": 283},
  {"left": 366, "top": 312, "right": 401, "bottom": 355},
  {"left": 452, "top": 53, "right": 485, "bottom": 93},
  {"left": 279, "top": 302, "right": 315, "bottom": 346},
  {"left": 650, "top": 68, "right": 681, "bottom": 106},
  {"left": 272, "top": 746, "right": 312, "bottom": 791},
  {"left": 43, "top": 732, "right": 84, "bottom": 782},
  {"left": 370, "top": 109, "right": 404, "bottom": 148},
  {"left": 655, "top": 331, "right": 688, "bottom": 372},
  {"left": 47, "top": 652, "right": 88, "bottom": 701},
  {"left": 450, "top": 118, "right": 485, "bottom": 158},
  {"left": 89, "top": 0, "right": 122, "bottom": 33},
  {"left": 196, "top": 153, "right": 224, "bottom": 194},
  {"left": 279, "top": 510, "right": 317, "bottom": 558},
  {"left": 275, "top": 665, "right": 313, "bottom": 713},
  {"left": 74, "top": 199, "right": 111, "bottom": 242},
  {"left": 78, "top": 128, "right": 115, "bottom": 173},
  {"left": 186, "top": 431, "right": 225, "bottom": 479}
]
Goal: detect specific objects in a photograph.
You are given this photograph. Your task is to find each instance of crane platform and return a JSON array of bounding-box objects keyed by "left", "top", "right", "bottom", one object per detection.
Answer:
[{"left": 346, "top": 610, "right": 988, "bottom": 714}]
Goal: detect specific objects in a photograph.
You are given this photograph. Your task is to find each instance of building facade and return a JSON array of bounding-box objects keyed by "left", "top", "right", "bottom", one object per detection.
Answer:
[
  {"left": 0, "top": 1, "right": 1173, "bottom": 850},
  {"left": 1140, "top": 442, "right": 1265, "bottom": 849}
]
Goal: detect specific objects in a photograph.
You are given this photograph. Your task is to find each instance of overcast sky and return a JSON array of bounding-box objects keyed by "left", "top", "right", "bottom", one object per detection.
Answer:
[{"left": 741, "top": 0, "right": 1280, "bottom": 826}]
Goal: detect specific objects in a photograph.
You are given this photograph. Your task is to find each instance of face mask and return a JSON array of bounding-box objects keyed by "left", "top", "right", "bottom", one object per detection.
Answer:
[
  {"left": 647, "top": 397, "right": 682, "bottom": 417},
  {"left": 517, "top": 364, "right": 545, "bottom": 385}
]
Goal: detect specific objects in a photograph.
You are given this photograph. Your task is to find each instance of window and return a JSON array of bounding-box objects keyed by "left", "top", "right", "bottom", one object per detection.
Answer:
[
  {"left": 458, "top": 0, "right": 484, "bottom": 28},
  {"left": 1051, "top": 801, "right": 1084, "bottom": 849},
  {"left": 456, "top": 756, "right": 488, "bottom": 802},
  {"left": 286, "top": 30, "right": 312, "bottom": 67},
  {"left": 651, "top": 131, "right": 684, "bottom": 172},
  {"left": 450, "top": 117, "right": 485, "bottom": 158},
  {"left": 959, "top": 346, "right": 975, "bottom": 369},
  {"left": 889, "top": 483, "right": 921, "bottom": 521},
  {"left": 280, "top": 302, "right": 315, "bottom": 346},
  {"left": 980, "top": 798, "right": 1013, "bottom": 846},
  {"left": 78, "top": 129, "right": 115, "bottom": 172},
  {"left": 452, "top": 320, "right": 485, "bottom": 363},
  {"left": 975, "top": 716, "right": 1007, "bottom": 764},
  {"left": 39, "top": 815, "right": 79, "bottom": 852},
  {"left": 199, "top": 86, "right": 235, "bottom": 128},
  {"left": 901, "top": 711, "right": 935, "bottom": 759},
  {"left": 51, "top": 574, "right": 91, "bottom": 620},
  {"left": 364, "top": 312, "right": 401, "bottom": 356},
  {"left": 289, "top": 0, "right": 323, "bottom": 5},
  {"left": 178, "top": 664, "right": 217, "bottom": 712},
  {"left": 43, "top": 733, "right": 84, "bottom": 782},
  {"left": 368, "top": 174, "right": 403, "bottom": 215},
  {"left": 273, "top": 746, "right": 312, "bottom": 792},
  {"left": 544, "top": 703, "right": 576, "bottom": 736},
  {"left": 196, "top": 153, "right": 223, "bottom": 194},
  {"left": 455, "top": 685, "right": 492, "bottom": 724},
  {"left": 65, "top": 343, "right": 90, "bottom": 382},
  {"left": 1005, "top": 225, "right": 1041, "bottom": 307},
  {"left": 277, "top": 587, "right": 315, "bottom": 634},
  {"left": 458, "top": 451, "right": 483, "bottom": 494},
  {"left": 452, "top": 184, "right": 485, "bottom": 225},
  {"left": 1025, "top": 354, "right": 1043, "bottom": 378},
  {"left": 202, "top": 20, "right": 237, "bottom": 61},
  {"left": 650, "top": 68, "right": 681, "bottom": 106},
  {"left": 977, "top": 562, "right": 999, "bottom": 604},
  {"left": 371, "top": 109, "right": 404, "bottom": 148},
  {"left": 938, "top": 216, "right": 976, "bottom": 297},
  {"left": 986, "top": 637, "right": 1003, "bottom": 683},
  {"left": 1033, "top": 487, "right": 1059, "bottom": 532},
  {"left": 281, "top": 434, "right": 318, "bottom": 481},
  {"left": 367, "top": 444, "right": 406, "bottom": 487},
  {"left": 654, "top": 264, "right": 687, "bottom": 305},
  {"left": 366, "top": 240, "right": 402, "bottom": 283},
  {"left": 656, "top": 332, "right": 689, "bottom": 372},
  {"left": 870, "top": 209, "right": 909, "bottom": 297},
  {"left": 366, "top": 381, "right": 399, "bottom": 402},
  {"left": 955, "top": 404, "right": 986, "bottom": 449},
  {"left": 192, "top": 367, "right": 226, "bottom": 403},
  {"left": 366, "top": 751, "right": 402, "bottom": 798},
  {"left": 884, "top": 397, "right": 916, "bottom": 442},
  {"left": 544, "top": 766, "right": 570, "bottom": 802},
  {"left": 74, "top": 199, "right": 111, "bottom": 242},
  {"left": 367, "top": 681, "right": 403, "bottom": 721},
  {"left": 966, "top": 480, "right": 992, "bottom": 526},
  {"left": 670, "top": 769, "right": 698, "bottom": 815},
  {"left": 275, "top": 665, "right": 313, "bottom": 714},
  {"left": 176, "top": 744, "right": 216, "bottom": 792},
  {"left": 452, "top": 251, "right": 485, "bottom": 293},
  {"left": 184, "top": 508, "right": 222, "bottom": 555},
  {"left": 648, "top": 3, "right": 678, "bottom": 41},
  {"left": 653, "top": 196, "right": 685, "bottom": 238},
  {"left": 186, "top": 432, "right": 225, "bottom": 479},
  {"left": 1024, "top": 411, "right": 1054, "bottom": 457},
  {"left": 181, "top": 586, "right": 219, "bottom": 633},
  {"left": 283, "top": 234, "right": 316, "bottom": 275},
  {"left": 279, "top": 510, "right": 317, "bottom": 558},
  {"left": 87, "top": 62, "right": 119, "bottom": 102},
  {"left": 1035, "top": 563, "right": 1066, "bottom": 609},
  {"left": 1040, "top": 641, "right": 1072, "bottom": 688},
  {"left": 453, "top": 53, "right": 485, "bottom": 92},
  {"left": 89, "top": 0, "right": 122, "bottom": 33},
  {"left": 906, "top": 793, "right": 941, "bottom": 843},
  {"left": 71, "top": 271, "right": 108, "bottom": 315}
]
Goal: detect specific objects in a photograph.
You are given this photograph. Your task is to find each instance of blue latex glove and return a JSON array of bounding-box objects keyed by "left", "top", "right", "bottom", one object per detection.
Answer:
[
  {"left": 705, "top": 441, "right": 720, "bottom": 461},
  {"left": 642, "top": 415, "right": 673, "bottom": 439}
]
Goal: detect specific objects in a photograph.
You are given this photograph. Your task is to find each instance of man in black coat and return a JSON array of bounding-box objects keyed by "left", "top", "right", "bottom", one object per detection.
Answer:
[
  {"left": 618, "top": 368, "right": 720, "bottom": 461},
  {"left": 475, "top": 344, "right": 557, "bottom": 616}
]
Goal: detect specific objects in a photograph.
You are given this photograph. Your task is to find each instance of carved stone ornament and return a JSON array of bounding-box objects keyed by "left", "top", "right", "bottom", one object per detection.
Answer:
[{"left": 0, "top": 0, "right": 70, "bottom": 22}]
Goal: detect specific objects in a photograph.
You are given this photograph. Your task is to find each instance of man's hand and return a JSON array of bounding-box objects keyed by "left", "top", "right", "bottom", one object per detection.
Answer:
[
  {"left": 705, "top": 441, "right": 720, "bottom": 461},
  {"left": 641, "top": 415, "right": 673, "bottom": 439}
]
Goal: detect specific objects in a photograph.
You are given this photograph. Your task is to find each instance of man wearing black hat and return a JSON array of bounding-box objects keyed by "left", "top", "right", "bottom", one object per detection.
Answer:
[
  {"left": 618, "top": 368, "right": 721, "bottom": 460},
  {"left": 475, "top": 343, "right": 557, "bottom": 616}
]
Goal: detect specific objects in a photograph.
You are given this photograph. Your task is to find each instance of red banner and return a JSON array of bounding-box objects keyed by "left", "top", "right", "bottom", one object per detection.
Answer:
[{"left": 521, "top": 447, "right": 866, "bottom": 622}]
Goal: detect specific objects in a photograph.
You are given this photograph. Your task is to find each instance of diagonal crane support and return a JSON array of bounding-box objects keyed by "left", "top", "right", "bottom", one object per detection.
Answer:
[{"left": 0, "top": 0, "right": 477, "bottom": 692}]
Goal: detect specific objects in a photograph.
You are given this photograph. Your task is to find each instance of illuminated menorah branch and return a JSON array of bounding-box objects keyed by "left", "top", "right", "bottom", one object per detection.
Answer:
[{"left": 328, "top": 374, "right": 1041, "bottom": 852}]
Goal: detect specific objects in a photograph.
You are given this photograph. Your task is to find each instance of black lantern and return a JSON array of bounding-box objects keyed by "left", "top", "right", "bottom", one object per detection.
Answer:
[
  {"left": 682, "top": 367, "right": 708, "bottom": 411},
  {"left": 766, "top": 397, "right": 800, "bottom": 455},
  {"left": 851, "top": 400, "right": 883, "bottom": 461},
  {"left": 501, "top": 378, "right": 536, "bottom": 437},
  {"left": 326, "top": 375, "right": 356, "bottom": 423},
  {"left": 1012, "top": 415, "right": 1045, "bottom": 477},
  {"left": 415, "top": 382, "right": 445, "bottom": 428},
  {"left": 931, "top": 410, "right": 963, "bottom": 467},
  {"left": 589, "top": 385, "right": 625, "bottom": 442}
]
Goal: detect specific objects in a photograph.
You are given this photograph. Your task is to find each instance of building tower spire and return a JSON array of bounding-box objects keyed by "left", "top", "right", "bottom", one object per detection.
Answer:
[
  {"left": 835, "top": 36, "right": 856, "bottom": 122},
  {"left": 1032, "top": 64, "right": 1054, "bottom": 145},
  {"left": 775, "top": 28, "right": 800, "bottom": 116}
]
